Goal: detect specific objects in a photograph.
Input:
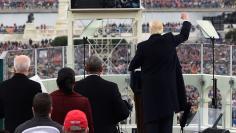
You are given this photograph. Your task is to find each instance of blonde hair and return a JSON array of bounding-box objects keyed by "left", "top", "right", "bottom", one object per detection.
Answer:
[
  {"left": 14, "top": 55, "right": 31, "bottom": 74},
  {"left": 150, "top": 20, "right": 164, "bottom": 34}
]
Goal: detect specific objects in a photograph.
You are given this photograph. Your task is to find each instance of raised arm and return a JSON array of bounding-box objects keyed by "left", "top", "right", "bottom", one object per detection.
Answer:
[{"left": 172, "top": 13, "right": 192, "bottom": 46}]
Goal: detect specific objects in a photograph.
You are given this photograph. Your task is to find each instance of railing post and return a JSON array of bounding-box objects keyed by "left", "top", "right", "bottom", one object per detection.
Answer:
[
  {"left": 35, "top": 49, "right": 37, "bottom": 75},
  {"left": 230, "top": 45, "right": 233, "bottom": 76},
  {"left": 201, "top": 43, "right": 204, "bottom": 74}
]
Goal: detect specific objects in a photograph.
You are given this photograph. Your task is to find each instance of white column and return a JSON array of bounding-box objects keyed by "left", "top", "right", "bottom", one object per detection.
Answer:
[
  {"left": 66, "top": 12, "right": 74, "bottom": 69},
  {"left": 56, "top": 0, "right": 69, "bottom": 36}
]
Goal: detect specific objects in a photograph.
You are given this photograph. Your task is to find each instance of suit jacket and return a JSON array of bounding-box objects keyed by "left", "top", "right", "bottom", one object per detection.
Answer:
[
  {"left": 0, "top": 73, "right": 42, "bottom": 132},
  {"left": 50, "top": 90, "right": 94, "bottom": 133},
  {"left": 74, "top": 75, "right": 130, "bottom": 133},
  {"left": 128, "top": 21, "right": 191, "bottom": 123}
]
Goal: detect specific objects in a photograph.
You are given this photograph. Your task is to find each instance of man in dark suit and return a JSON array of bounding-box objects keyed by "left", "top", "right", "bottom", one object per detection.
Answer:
[
  {"left": 128, "top": 13, "right": 191, "bottom": 133},
  {"left": 0, "top": 55, "right": 42, "bottom": 132},
  {"left": 74, "top": 55, "right": 130, "bottom": 133}
]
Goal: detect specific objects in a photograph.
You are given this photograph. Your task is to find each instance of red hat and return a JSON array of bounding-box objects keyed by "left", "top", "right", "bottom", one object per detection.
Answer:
[{"left": 64, "top": 110, "right": 88, "bottom": 131}]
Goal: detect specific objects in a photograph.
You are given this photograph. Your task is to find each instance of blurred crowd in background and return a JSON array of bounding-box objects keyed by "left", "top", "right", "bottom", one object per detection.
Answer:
[
  {"left": 1, "top": 43, "right": 236, "bottom": 79},
  {"left": 142, "top": 0, "right": 235, "bottom": 8},
  {"left": 0, "top": 0, "right": 58, "bottom": 10}
]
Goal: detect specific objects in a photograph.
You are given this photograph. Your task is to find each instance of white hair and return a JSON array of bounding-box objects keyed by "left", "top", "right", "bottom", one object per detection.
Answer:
[
  {"left": 14, "top": 55, "right": 31, "bottom": 74},
  {"left": 150, "top": 20, "right": 164, "bottom": 34}
]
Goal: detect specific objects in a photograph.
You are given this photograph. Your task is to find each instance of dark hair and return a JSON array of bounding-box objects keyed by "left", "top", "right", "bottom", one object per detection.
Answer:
[
  {"left": 33, "top": 93, "right": 52, "bottom": 116},
  {"left": 86, "top": 56, "right": 102, "bottom": 73},
  {"left": 56, "top": 67, "right": 75, "bottom": 94}
]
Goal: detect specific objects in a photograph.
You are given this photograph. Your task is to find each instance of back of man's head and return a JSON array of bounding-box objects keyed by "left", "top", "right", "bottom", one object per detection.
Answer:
[
  {"left": 85, "top": 56, "right": 103, "bottom": 74},
  {"left": 150, "top": 20, "right": 164, "bottom": 34},
  {"left": 33, "top": 93, "right": 52, "bottom": 117},
  {"left": 14, "top": 55, "right": 31, "bottom": 75}
]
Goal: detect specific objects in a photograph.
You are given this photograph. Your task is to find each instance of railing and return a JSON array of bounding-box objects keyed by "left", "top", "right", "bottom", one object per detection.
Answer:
[{"left": 4, "top": 43, "right": 236, "bottom": 79}]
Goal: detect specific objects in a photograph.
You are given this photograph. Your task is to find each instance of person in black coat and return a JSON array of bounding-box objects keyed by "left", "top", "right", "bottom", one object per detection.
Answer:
[
  {"left": 74, "top": 55, "right": 130, "bottom": 133},
  {"left": 0, "top": 55, "right": 42, "bottom": 133},
  {"left": 128, "top": 13, "right": 191, "bottom": 133}
]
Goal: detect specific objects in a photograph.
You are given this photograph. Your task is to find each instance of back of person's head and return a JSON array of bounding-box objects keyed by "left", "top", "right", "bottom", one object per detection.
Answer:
[
  {"left": 56, "top": 67, "right": 75, "bottom": 94},
  {"left": 13, "top": 55, "right": 31, "bottom": 75},
  {"left": 63, "top": 110, "right": 89, "bottom": 133},
  {"left": 150, "top": 20, "right": 163, "bottom": 34},
  {"left": 85, "top": 56, "right": 103, "bottom": 74},
  {"left": 33, "top": 93, "right": 52, "bottom": 117}
]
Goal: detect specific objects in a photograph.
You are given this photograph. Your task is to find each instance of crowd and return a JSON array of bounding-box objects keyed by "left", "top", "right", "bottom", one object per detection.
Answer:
[
  {"left": 177, "top": 43, "right": 232, "bottom": 75},
  {"left": 177, "top": 44, "right": 201, "bottom": 74},
  {"left": 0, "top": 24, "right": 25, "bottom": 34},
  {"left": 6, "top": 49, "right": 36, "bottom": 79},
  {"left": 74, "top": 44, "right": 130, "bottom": 75},
  {"left": 208, "top": 86, "right": 222, "bottom": 109},
  {"left": 0, "top": 24, "right": 54, "bottom": 34},
  {"left": 0, "top": 55, "right": 131, "bottom": 133},
  {"left": 96, "top": 23, "right": 133, "bottom": 37},
  {"left": 95, "top": 22, "right": 197, "bottom": 36},
  {"left": 203, "top": 44, "right": 230, "bottom": 75},
  {"left": 208, "top": 86, "right": 222, "bottom": 125},
  {"left": 0, "top": 39, "right": 52, "bottom": 52},
  {"left": 185, "top": 85, "right": 200, "bottom": 113},
  {"left": 2, "top": 42, "right": 236, "bottom": 79},
  {"left": 142, "top": 22, "right": 196, "bottom": 33},
  {"left": 1, "top": 39, "right": 53, "bottom": 79},
  {"left": 0, "top": 0, "right": 58, "bottom": 10},
  {"left": 233, "top": 47, "right": 236, "bottom": 75},
  {"left": 111, "top": 45, "right": 130, "bottom": 74},
  {"left": 0, "top": 0, "right": 235, "bottom": 11},
  {"left": 74, "top": 45, "right": 89, "bottom": 75},
  {"left": 37, "top": 47, "right": 63, "bottom": 79},
  {"left": 97, "top": 22, "right": 196, "bottom": 37},
  {"left": 232, "top": 90, "right": 236, "bottom": 127},
  {"left": 142, "top": 0, "right": 235, "bottom": 9}
]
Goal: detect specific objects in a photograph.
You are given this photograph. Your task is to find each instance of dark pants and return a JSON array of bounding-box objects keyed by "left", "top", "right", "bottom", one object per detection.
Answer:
[{"left": 145, "top": 114, "right": 174, "bottom": 133}]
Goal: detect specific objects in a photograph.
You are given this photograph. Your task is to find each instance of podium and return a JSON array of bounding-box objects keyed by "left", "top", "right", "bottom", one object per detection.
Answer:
[{"left": 182, "top": 108, "right": 230, "bottom": 133}]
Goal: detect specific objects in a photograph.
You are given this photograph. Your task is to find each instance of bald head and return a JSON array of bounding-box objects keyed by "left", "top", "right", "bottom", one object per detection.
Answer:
[
  {"left": 14, "top": 55, "right": 31, "bottom": 75},
  {"left": 150, "top": 20, "right": 164, "bottom": 34}
]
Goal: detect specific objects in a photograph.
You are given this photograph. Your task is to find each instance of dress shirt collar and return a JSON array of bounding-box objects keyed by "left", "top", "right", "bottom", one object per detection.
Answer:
[
  {"left": 87, "top": 73, "right": 100, "bottom": 77},
  {"left": 149, "top": 33, "right": 162, "bottom": 40},
  {"left": 13, "top": 73, "right": 28, "bottom": 78}
]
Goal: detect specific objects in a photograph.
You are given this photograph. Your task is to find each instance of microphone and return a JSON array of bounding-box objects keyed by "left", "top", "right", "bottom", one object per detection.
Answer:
[{"left": 180, "top": 102, "right": 192, "bottom": 131}]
